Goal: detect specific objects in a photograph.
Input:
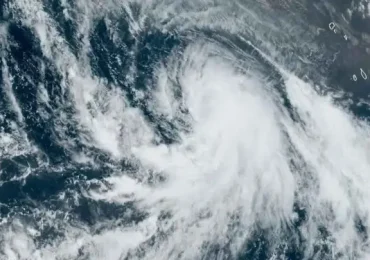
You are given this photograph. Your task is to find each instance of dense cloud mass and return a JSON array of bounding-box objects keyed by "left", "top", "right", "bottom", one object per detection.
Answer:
[{"left": 1, "top": 0, "right": 370, "bottom": 259}]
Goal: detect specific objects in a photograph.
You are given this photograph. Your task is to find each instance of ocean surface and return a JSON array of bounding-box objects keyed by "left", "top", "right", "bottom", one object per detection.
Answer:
[{"left": 1, "top": 0, "right": 370, "bottom": 259}]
